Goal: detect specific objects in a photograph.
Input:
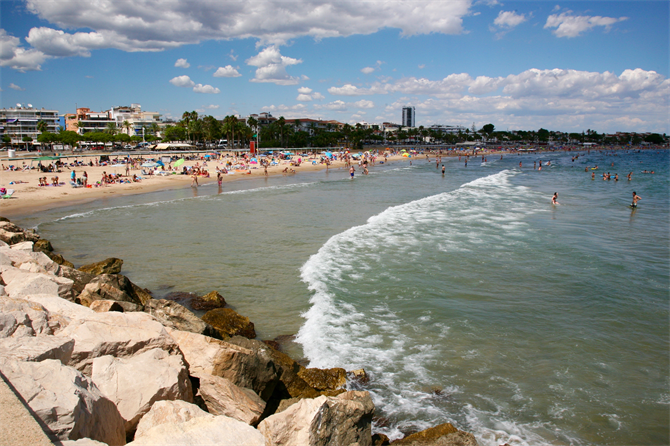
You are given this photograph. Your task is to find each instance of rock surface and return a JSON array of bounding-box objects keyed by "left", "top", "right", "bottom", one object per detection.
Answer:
[
  {"left": 297, "top": 367, "right": 347, "bottom": 391},
  {"left": 191, "top": 290, "right": 227, "bottom": 311},
  {"left": 134, "top": 400, "right": 211, "bottom": 440},
  {"left": 197, "top": 373, "right": 266, "bottom": 425},
  {"left": 0, "top": 358, "right": 126, "bottom": 445},
  {"left": 91, "top": 348, "right": 193, "bottom": 434},
  {"left": 78, "top": 258, "right": 124, "bottom": 275},
  {"left": 390, "top": 423, "right": 478, "bottom": 446},
  {"left": 56, "top": 311, "right": 180, "bottom": 375},
  {"left": 77, "top": 274, "right": 152, "bottom": 307},
  {"left": 0, "top": 295, "right": 63, "bottom": 337},
  {"left": 127, "top": 414, "right": 266, "bottom": 446},
  {"left": 143, "top": 299, "right": 218, "bottom": 337},
  {"left": 258, "top": 390, "right": 375, "bottom": 446},
  {"left": 202, "top": 307, "right": 256, "bottom": 339},
  {"left": 0, "top": 335, "right": 74, "bottom": 363},
  {"left": 167, "top": 329, "right": 277, "bottom": 401},
  {"left": 89, "top": 300, "right": 126, "bottom": 313}
]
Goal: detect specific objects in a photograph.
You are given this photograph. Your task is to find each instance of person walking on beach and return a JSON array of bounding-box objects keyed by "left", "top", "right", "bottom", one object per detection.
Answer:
[
  {"left": 191, "top": 172, "right": 199, "bottom": 187},
  {"left": 631, "top": 191, "right": 641, "bottom": 208},
  {"left": 552, "top": 192, "right": 559, "bottom": 205},
  {"left": 349, "top": 166, "right": 355, "bottom": 179}
]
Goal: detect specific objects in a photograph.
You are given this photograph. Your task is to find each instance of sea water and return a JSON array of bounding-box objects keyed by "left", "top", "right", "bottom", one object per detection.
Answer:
[{"left": 20, "top": 150, "right": 669, "bottom": 445}]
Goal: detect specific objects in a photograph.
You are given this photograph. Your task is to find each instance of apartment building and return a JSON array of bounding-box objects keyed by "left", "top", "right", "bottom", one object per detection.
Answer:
[
  {"left": 109, "top": 104, "right": 161, "bottom": 136},
  {"left": 0, "top": 105, "right": 59, "bottom": 144},
  {"left": 65, "top": 108, "right": 113, "bottom": 134}
]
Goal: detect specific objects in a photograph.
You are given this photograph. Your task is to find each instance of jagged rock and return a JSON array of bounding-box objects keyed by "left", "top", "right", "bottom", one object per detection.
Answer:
[
  {"left": 390, "top": 423, "right": 479, "bottom": 446},
  {"left": 0, "top": 221, "right": 23, "bottom": 232},
  {"left": 78, "top": 274, "right": 151, "bottom": 307},
  {"left": 18, "top": 261, "right": 49, "bottom": 274},
  {"left": 191, "top": 291, "right": 226, "bottom": 311},
  {"left": 372, "top": 433, "right": 391, "bottom": 445},
  {"left": 258, "top": 390, "right": 375, "bottom": 446},
  {"left": 202, "top": 308, "right": 256, "bottom": 339},
  {"left": 56, "top": 311, "right": 180, "bottom": 375},
  {"left": 0, "top": 228, "right": 26, "bottom": 245},
  {"left": 349, "top": 368, "right": 370, "bottom": 385},
  {"left": 46, "top": 252, "right": 75, "bottom": 268},
  {"left": 143, "top": 299, "right": 218, "bottom": 337},
  {"left": 57, "top": 266, "right": 95, "bottom": 298},
  {"left": 166, "top": 329, "right": 278, "bottom": 401},
  {"left": 62, "top": 439, "right": 109, "bottom": 446},
  {"left": 275, "top": 398, "right": 302, "bottom": 414},
  {"left": 90, "top": 300, "right": 125, "bottom": 313},
  {"left": 0, "top": 216, "right": 9, "bottom": 222},
  {"left": 0, "top": 247, "right": 34, "bottom": 265},
  {"left": 0, "top": 358, "right": 126, "bottom": 445},
  {"left": 297, "top": 367, "right": 347, "bottom": 391},
  {"left": 33, "top": 239, "right": 54, "bottom": 252},
  {"left": 78, "top": 258, "right": 124, "bottom": 275},
  {"left": 26, "top": 293, "right": 94, "bottom": 324},
  {"left": 91, "top": 348, "right": 193, "bottom": 434},
  {"left": 134, "top": 400, "right": 211, "bottom": 440},
  {"left": 11, "top": 241, "right": 34, "bottom": 251},
  {"left": 0, "top": 295, "right": 61, "bottom": 337},
  {"left": 197, "top": 373, "right": 266, "bottom": 425},
  {"left": 127, "top": 414, "right": 266, "bottom": 446},
  {"left": 0, "top": 336, "right": 74, "bottom": 363},
  {"left": 4, "top": 270, "right": 74, "bottom": 300}
]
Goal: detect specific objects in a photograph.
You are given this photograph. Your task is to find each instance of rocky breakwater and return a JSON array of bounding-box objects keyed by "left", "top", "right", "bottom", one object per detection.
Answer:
[{"left": 0, "top": 217, "right": 479, "bottom": 446}]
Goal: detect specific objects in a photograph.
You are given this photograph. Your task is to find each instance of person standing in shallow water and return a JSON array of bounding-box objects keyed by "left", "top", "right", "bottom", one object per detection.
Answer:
[
  {"left": 552, "top": 192, "right": 559, "bottom": 205},
  {"left": 631, "top": 191, "right": 641, "bottom": 208}
]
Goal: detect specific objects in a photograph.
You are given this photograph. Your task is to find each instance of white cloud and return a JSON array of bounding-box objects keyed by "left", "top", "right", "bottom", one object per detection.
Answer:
[
  {"left": 545, "top": 12, "right": 627, "bottom": 38},
  {"left": 204, "top": 104, "right": 220, "bottom": 109},
  {"left": 229, "top": 50, "right": 237, "bottom": 61},
  {"left": 418, "top": 64, "right": 425, "bottom": 69},
  {"left": 213, "top": 65, "right": 241, "bottom": 77},
  {"left": 354, "top": 100, "right": 375, "bottom": 109},
  {"left": 175, "top": 58, "right": 190, "bottom": 68},
  {"left": 170, "top": 75, "right": 195, "bottom": 88},
  {"left": 298, "top": 87, "right": 313, "bottom": 94},
  {"left": 246, "top": 46, "right": 302, "bottom": 85},
  {"left": 361, "top": 67, "right": 375, "bottom": 74},
  {"left": 9, "top": 83, "right": 25, "bottom": 91},
  {"left": 0, "top": 29, "right": 47, "bottom": 72},
  {"left": 312, "top": 92, "right": 325, "bottom": 100},
  {"left": 24, "top": 0, "right": 470, "bottom": 53},
  {"left": 493, "top": 11, "right": 528, "bottom": 28},
  {"left": 322, "top": 100, "right": 347, "bottom": 111},
  {"left": 193, "top": 84, "right": 220, "bottom": 94},
  {"left": 297, "top": 94, "right": 313, "bottom": 101},
  {"left": 328, "top": 84, "right": 373, "bottom": 96},
  {"left": 25, "top": 27, "right": 110, "bottom": 57}
]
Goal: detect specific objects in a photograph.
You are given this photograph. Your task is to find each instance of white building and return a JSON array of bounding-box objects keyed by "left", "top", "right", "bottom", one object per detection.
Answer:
[
  {"left": 428, "top": 125, "right": 467, "bottom": 135},
  {"left": 0, "top": 105, "right": 59, "bottom": 145},
  {"left": 109, "top": 104, "right": 161, "bottom": 137}
]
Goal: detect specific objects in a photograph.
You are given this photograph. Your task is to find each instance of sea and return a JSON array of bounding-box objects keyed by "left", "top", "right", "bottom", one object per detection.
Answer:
[{"left": 17, "top": 149, "right": 669, "bottom": 446}]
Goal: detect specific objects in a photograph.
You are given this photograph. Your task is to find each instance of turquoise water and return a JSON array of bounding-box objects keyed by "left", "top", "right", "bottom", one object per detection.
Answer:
[{"left": 19, "top": 150, "right": 669, "bottom": 445}]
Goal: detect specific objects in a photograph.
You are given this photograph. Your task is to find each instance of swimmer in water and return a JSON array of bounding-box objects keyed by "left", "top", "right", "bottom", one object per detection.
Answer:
[
  {"left": 631, "top": 191, "right": 641, "bottom": 208},
  {"left": 627, "top": 172, "right": 632, "bottom": 181},
  {"left": 552, "top": 192, "right": 559, "bottom": 205}
]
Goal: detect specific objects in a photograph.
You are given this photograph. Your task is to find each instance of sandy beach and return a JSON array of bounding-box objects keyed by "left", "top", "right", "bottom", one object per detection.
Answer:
[{"left": 1, "top": 151, "right": 412, "bottom": 218}]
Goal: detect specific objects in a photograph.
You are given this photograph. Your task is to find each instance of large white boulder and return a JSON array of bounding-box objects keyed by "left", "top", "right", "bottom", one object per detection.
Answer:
[
  {"left": 134, "top": 400, "right": 211, "bottom": 439},
  {"left": 0, "top": 358, "right": 126, "bottom": 445},
  {"left": 4, "top": 270, "right": 73, "bottom": 300},
  {"left": 0, "top": 296, "right": 59, "bottom": 337},
  {"left": 258, "top": 391, "right": 374, "bottom": 446},
  {"left": 56, "top": 311, "right": 180, "bottom": 375},
  {"left": 197, "top": 373, "right": 266, "bottom": 425},
  {"left": 9, "top": 241, "right": 34, "bottom": 251},
  {"left": 0, "top": 246, "right": 33, "bottom": 265},
  {"left": 91, "top": 348, "right": 193, "bottom": 434},
  {"left": 0, "top": 335, "right": 74, "bottom": 363},
  {"left": 167, "top": 328, "right": 277, "bottom": 400},
  {"left": 25, "top": 294, "right": 94, "bottom": 324},
  {"left": 127, "top": 414, "right": 266, "bottom": 446}
]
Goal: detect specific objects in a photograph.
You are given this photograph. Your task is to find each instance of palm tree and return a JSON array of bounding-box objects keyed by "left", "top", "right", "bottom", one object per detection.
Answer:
[
  {"left": 277, "top": 116, "right": 286, "bottom": 148},
  {"left": 106, "top": 122, "right": 118, "bottom": 135},
  {"left": 37, "top": 120, "right": 48, "bottom": 134},
  {"left": 76, "top": 120, "right": 86, "bottom": 135},
  {"left": 247, "top": 116, "right": 259, "bottom": 146},
  {"left": 122, "top": 120, "right": 132, "bottom": 136},
  {"left": 223, "top": 115, "right": 238, "bottom": 150}
]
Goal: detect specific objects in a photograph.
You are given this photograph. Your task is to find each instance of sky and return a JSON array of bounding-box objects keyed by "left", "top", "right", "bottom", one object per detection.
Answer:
[{"left": 1, "top": 0, "right": 668, "bottom": 134}]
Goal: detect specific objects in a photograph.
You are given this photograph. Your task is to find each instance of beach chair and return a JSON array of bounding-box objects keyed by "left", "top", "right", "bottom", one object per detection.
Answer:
[{"left": 1, "top": 189, "right": 15, "bottom": 199}]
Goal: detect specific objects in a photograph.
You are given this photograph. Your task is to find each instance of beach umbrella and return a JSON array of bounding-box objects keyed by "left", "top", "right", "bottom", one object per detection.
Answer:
[
  {"left": 402, "top": 153, "right": 409, "bottom": 157},
  {"left": 141, "top": 162, "right": 158, "bottom": 167},
  {"left": 173, "top": 158, "right": 185, "bottom": 168},
  {"left": 324, "top": 151, "right": 333, "bottom": 158}
]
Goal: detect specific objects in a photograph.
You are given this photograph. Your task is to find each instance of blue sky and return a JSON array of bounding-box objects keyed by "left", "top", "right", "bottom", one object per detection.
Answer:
[{"left": 1, "top": 0, "right": 668, "bottom": 133}]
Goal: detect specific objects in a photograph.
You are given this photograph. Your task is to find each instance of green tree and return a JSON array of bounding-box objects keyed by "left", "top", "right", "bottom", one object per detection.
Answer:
[
  {"left": 537, "top": 128, "right": 550, "bottom": 142},
  {"left": 277, "top": 116, "right": 286, "bottom": 147},
  {"left": 106, "top": 122, "right": 118, "bottom": 135},
  {"left": 122, "top": 120, "right": 132, "bottom": 136},
  {"left": 37, "top": 120, "right": 48, "bottom": 134},
  {"left": 644, "top": 133, "right": 664, "bottom": 144}
]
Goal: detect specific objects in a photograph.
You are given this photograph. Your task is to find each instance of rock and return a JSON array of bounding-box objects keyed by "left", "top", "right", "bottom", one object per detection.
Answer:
[
  {"left": 134, "top": 400, "right": 211, "bottom": 440},
  {"left": 78, "top": 274, "right": 151, "bottom": 307},
  {"left": 372, "top": 433, "right": 391, "bottom": 445},
  {"left": 58, "top": 266, "right": 95, "bottom": 298},
  {"left": 3, "top": 270, "right": 74, "bottom": 300},
  {"left": 191, "top": 291, "right": 226, "bottom": 311},
  {"left": 33, "top": 239, "right": 54, "bottom": 252},
  {"left": 197, "top": 374, "right": 266, "bottom": 425},
  {"left": 78, "top": 258, "right": 124, "bottom": 275},
  {"left": 0, "top": 358, "right": 126, "bottom": 445},
  {"left": 56, "top": 311, "right": 181, "bottom": 375},
  {"left": 0, "top": 295, "right": 61, "bottom": 337},
  {"left": 11, "top": 241, "right": 34, "bottom": 251},
  {"left": 26, "top": 293, "right": 95, "bottom": 324},
  {"left": 0, "top": 336, "right": 75, "bottom": 363},
  {"left": 127, "top": 414, "right": 266, "bottom": 446},
  {"left": 0, "top": 228, "right": 26, "bottom": 245},
  {"left": 297, "top": 367, "right": 347, "bottom": 391},
  {"left": 0, "top": 221, "right": 24, "bottom": 232},
  {"left": 258, "top": 390, "right": 375, "bottom": 446},
  {"left": 62, "top": 439, "right": 109, "bottom": 446},
  {"left": 201, "top": 308, "right": 256, "bottom": 339},
  {"left": 143, "top": 299, "right": 218, "bottom": 337},
  {"left": 46, "top": 252, "right": 76, "bottom": 268},
  {"left": 390, "top": 423, "right": 479, "bottom": 446},
  {"left": 0, "top": 247, "right": 35, "bottom": 266},
  {"left": 348, "top": 368, "right": 370, "bottom": 385},
  {"left": 90, "top": 300, "right": 126, "bottom": 313},
  {"left": 275, "top": 398, "right": 302, "bottom": 414},
  {"left": 167, "top": 329, "right": 277, "bottom": 401},
  {"left": 91, "top": 348, "right": 193, "bottom": 434}
]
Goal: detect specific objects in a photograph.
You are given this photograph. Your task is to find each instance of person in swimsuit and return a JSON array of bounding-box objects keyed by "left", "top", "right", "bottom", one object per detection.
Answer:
[
  {"left": 350, "top": 166, "right": 355, "bottom": 179},
  {"left": 631, "top": 191, "right": 641, "bottom": 208},
  {"left": 552, "top": 192, "right": 559, "bottom": 205}
]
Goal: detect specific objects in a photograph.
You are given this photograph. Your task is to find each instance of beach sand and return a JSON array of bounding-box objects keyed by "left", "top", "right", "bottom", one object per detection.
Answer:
[{"left": 0, "top": 152, "right": 408, "bottom": 218}]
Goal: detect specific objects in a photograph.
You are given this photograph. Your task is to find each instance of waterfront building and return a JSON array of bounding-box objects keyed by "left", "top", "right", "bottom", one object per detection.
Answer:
[
  {"left": 0, "top": 105, "right": 59, "bottom": 145},
  {"left": 65, "top": 108, "right": 114, "bottom": 134},
  {"left": 402, "top": 106, "right": 415, "bottom": 128},
  {"left": 109, "top": 104, "right": 162, "bottom": 137},
  {"left": 428, "top": 124, "right": 467, "bottom": 135}
]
